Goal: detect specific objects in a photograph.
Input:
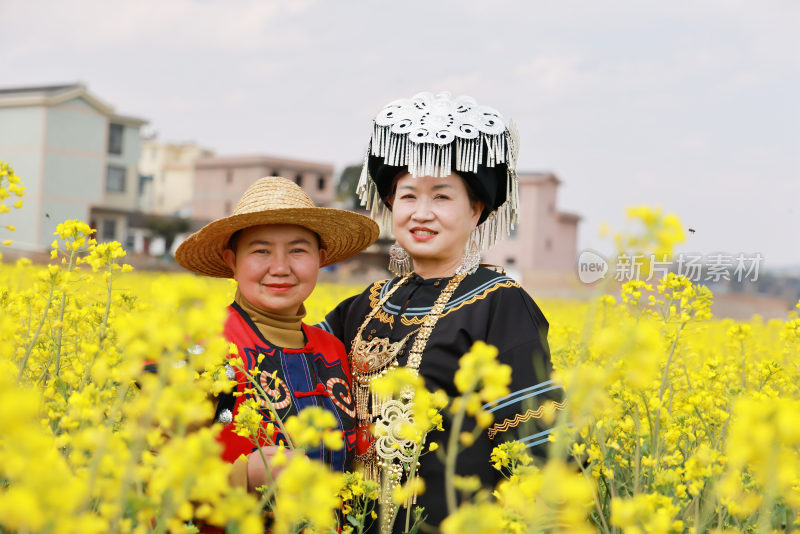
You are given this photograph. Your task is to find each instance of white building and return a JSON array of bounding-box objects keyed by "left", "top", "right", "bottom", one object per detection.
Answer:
[
  {"left": 0, "top": 83, "right": 148, "bottom": 250},
  {"left": 139, "top": 140, "right": 214, "bottom": 217}
]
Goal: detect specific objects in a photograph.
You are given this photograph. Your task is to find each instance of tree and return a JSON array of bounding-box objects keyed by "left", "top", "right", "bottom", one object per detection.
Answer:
[
  {"left": 336, "top": 164, "right": 364, "bottom": 209},
  {"left": 145, "top": 216, "right": 190, "bottom": 255}
]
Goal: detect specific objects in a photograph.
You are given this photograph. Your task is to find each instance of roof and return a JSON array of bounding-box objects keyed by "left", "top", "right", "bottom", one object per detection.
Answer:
[
  {"left": 110, "top": 113, "right": 148, "bottom": 127},
  {"left": 195, "top": 154, "right": 334, "bottom": 173},
  {"left": 558, "top": 211, "right": 582, "bottom": 223},
  {"left": 0, "top": 82, "right": 147, "bottom": 125},
  {"left": 517, "top": 171, "right": 562, "bottom": 185},
  {"left": 0, "top": 83, "right": 82, "bottom": 96}
]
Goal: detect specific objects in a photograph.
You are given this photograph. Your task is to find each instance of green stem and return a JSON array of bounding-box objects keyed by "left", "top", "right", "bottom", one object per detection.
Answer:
[
  {"left": 97, "top": 264, "right": 114, "bottom": 350},
  {"left": 87, "top": 382, "right": 133, "bottom": 519},
  {"left": 404, "top": 440, "right": 425, "bottom": 532},
  {"left": 444, "top": 401, "right": 468, "bottom": 514},
  {"left": 246, "top": 420, "right": 278, "bottom": 504},
  {"left": 596, "top": 427, "right": 618, "bottom": 500},
  {"left": 25, "top": 298, "right": 32, "bottom": 343},
  {"left": 692, "top": 406, "right": 715, "bottom": 444},
  {"left": 653, "top": 322, "right": 684, "bottom": 464},
  {"left": 598, "top": 474, "right": 617, "bottom": 533},
  {"left": 18, "top": 283, "right": 56, "bottom": 380},
  {"left": 633, "top": 405, "right": 641, "bottom": 494},
  {"left": 53, "top": 248, "right": 76, "bottom": 378},
  {"left": 577, "top": 452, "right": 612, "bottom": 533},
  {"left": 740, "top": 339, "right": 747, "bottom": 389},
  {"left": 681, "top": 363, "right": 693, "bottom": 391},
  {"left": 756, "top": 492, "right": 775, "bottom": 534},
  {"left": 638, "top": 393, "right": 654, "bottom": 455},
  {"left": 78, "top": 263, "right": 116, "bottom": 391}
]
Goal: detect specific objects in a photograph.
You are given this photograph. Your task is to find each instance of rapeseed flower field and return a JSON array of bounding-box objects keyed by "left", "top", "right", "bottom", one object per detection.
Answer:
[{"left": 2, "top": 161, "right": 800, "bottom": 533}]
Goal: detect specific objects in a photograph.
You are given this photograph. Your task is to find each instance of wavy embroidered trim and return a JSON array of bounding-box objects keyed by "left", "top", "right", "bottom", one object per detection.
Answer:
[
  {"left": 366, "top": 281, "right": 396, "bottom": 326},
  {"left": 368, "top": 278, "right": 520, "bottom": 326},
  {"left": 487, "top": 401, "right": 567, "bottom": 439},
  {"left": 374, "top": 308, "right": 396, "bottom": 326},
  {"left": 385, "top": 276, "right": 518, "bottom": 313},
  {"left": 367, "top": 280, "right": 389, "bottom": 306}
]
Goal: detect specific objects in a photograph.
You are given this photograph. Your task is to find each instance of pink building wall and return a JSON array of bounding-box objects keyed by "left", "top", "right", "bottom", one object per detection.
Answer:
[
  {"left": 482, "top": 172, "right": 580, "bottom": 273},
  {"left": 193, "top": 155, "right": 335, "bottom": 220}
]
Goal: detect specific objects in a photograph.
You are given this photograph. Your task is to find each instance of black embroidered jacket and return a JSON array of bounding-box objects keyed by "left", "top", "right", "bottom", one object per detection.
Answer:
[{"left": 320, "top": 267, "right": 563, "bottom": 530}]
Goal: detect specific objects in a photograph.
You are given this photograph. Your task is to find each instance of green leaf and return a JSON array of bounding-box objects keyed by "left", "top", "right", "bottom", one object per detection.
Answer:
[{"left": 346, "top": 514, "right": 363, "bottom": 528}]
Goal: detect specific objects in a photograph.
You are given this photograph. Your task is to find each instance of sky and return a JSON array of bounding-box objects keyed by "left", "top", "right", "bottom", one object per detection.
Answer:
[{"left": 2, "top": 0, "right": 798, "bottom": 269}]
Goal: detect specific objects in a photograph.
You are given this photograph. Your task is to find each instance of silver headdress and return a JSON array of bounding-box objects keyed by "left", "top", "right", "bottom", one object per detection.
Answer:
[{"left": 357, "top": 91, "right": 520, "bottom": 250}]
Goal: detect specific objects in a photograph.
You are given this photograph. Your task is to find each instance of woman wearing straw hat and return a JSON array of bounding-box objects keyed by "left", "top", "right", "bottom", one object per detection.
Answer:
[
  {"left": 176, "top": 177, "right": 379, "bottom": 491},
  {"left": 319, "top": 92, "right": 564, "bottom": 532}
]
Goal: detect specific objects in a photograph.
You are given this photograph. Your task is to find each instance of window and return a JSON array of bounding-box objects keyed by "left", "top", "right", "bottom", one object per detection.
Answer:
[
  {"left": 226, "top": 170, "right": 233, "bottom": 184},
  {"left": 317, "top": 176, "right": 326, "bottom": 191},
  {"left": 139, "top": 174, "right": 152, "bottom": 195},
  {"left": 108, "top": 124, "right": 124, "bottom": 155},
  {"left": 295, "top": 174, "right": 303, "bottom": 186},
  {"left": 106, "top": 165, "right": 126, "bottom": 192},
  {"left": 102, "top": 219, "right": 117, "bottom": 241},
  {"left": 506, "top": 257, "right": 516, "bottom": 265},
  {"left": 270, "top": 169, "right": 279, "bottom": 177}
]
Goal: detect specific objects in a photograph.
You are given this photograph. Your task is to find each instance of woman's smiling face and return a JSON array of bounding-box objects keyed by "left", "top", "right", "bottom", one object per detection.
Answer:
[
  {"left": 222, "top": 224, "right": 326, "bottom": 315},
  {"left": 390, "top": 172, "right": 483, "bottom": 277}
]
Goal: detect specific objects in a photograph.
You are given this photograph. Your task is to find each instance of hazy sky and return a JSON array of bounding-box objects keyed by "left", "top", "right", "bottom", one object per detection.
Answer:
[{"left": 2, "top": 0, "right": 798, "bottom": 268}]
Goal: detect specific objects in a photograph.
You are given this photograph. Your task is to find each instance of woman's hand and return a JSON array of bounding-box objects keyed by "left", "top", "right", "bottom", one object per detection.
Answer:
[{"left": 246, "top": 446, "right": 301, "bottom": 492}]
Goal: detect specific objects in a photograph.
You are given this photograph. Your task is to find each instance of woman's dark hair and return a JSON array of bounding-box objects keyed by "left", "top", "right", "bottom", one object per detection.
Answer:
[{"left": 227, "top": 229, "right": 243, "bottom": 251}]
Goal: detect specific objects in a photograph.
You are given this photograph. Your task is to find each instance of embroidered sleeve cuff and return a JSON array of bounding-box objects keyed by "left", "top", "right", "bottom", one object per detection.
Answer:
[{"left": 484, "top": 380, "right": 566, "bottom": 454}]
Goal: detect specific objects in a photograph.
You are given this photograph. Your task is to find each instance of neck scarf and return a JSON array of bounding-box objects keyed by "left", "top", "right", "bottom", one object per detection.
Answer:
[{"left": 234, "top": 289, "right": 306, "bottom": 349}]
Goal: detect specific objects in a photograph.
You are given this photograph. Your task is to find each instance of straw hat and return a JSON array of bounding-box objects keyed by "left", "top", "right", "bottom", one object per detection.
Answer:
[{"left": 176, "top": 177, "right": 380, "bottom": 278}]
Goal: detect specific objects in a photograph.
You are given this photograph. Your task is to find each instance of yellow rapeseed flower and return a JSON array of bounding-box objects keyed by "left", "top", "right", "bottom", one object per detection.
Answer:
[
  {"left": 284, "top": 405, "right": 344, "bottom": 450},
  {"left": 272, "top": 455, "right": 345, "bottom": 534}
]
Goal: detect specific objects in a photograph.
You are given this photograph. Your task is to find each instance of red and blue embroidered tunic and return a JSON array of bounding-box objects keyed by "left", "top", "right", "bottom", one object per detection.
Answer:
[{"left": 217, "top": 302, "right": 357, "bottom": 472}]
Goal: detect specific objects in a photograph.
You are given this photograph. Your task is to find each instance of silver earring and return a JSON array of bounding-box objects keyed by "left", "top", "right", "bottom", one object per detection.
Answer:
[
  {"left": 456, "top": 238, "right": 481, "bottom": 276},
  {"left": 388, "top": 241, "right": 412, "bottom": 276}
]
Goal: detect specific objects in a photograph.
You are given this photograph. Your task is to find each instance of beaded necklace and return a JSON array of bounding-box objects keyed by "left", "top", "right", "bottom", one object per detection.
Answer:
[{"left": 349, "top": 272, "right": 467, "bottom": 533}]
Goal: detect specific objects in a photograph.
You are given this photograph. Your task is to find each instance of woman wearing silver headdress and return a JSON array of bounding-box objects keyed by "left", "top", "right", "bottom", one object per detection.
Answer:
[{"left": 319, "top": 92, "right": 563, "bottom": 532}]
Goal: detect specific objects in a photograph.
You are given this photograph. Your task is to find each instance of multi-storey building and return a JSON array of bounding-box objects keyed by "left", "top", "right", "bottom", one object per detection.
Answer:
[
  {"left": 192, "top": 155, "right": 336, "bottom": 220},
  {"left": 0, "top": 83, "right": 147, "bottom": 250},
  {"left": 483, "top": 172, "right": 580, "bottom": 273},
  {"left": 139, "top": 140, "right": 214, "bottom": 216}
]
